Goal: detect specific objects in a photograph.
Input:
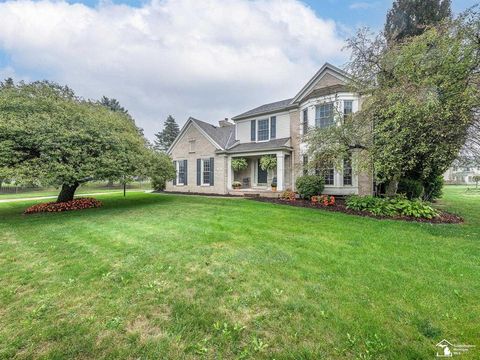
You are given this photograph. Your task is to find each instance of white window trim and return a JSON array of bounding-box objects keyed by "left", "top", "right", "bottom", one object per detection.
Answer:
[
  {"left": 315, "top": 102, "right": 335, "bottom": 129},
  {"left": 176, "top": 161, "right": 185, "bottom": 186},
  {"left": 200, "top": 158, "right": 211, "bottom": 186},
  {"left": 256, "top": 118, "right": 270, "bottom": 142},
  {"left": 342, "top": 158, "right": 353, "bottom": 187}
]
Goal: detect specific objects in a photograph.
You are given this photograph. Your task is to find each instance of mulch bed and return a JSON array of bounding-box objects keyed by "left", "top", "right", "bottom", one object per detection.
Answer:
[
  {"left": 250, "top": 197, "right": 463, "bottom": 224},
  {"left": 24, "top": 198, "right": 103, "bottom": 214}
]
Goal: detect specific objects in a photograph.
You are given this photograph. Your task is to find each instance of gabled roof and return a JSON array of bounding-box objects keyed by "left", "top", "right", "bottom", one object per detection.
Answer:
[
  {"left": 191, "top": 118, "right": 236, "bottom": 149},
  {"left": 167, "top": 117, "right": 235, "bottom": 154},
  {"left": 231, "top": 63, "right": 353, "bottom": 121},
  {"left": 231, "top": 98, "right": 295, "bottom": 121},
  {"left": 290, "top": 62, "right": 351, "bottom": 104},
  {"left": 222, "top": 137, "right": 291, "bottom": 154}
]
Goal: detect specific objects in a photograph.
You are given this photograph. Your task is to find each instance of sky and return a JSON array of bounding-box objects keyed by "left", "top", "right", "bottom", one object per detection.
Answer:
[{"left": 0, "top": 0, "right": 477, "bottom": 140}]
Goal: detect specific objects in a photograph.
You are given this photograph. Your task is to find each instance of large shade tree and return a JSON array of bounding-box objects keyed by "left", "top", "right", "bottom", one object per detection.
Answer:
[
  {"left": 384, "top": 0, "right": 451, "bottom": 42},
  {"left": 0, "top": 81, "right": 157, "bottom": 202},
  {"left": 306, "top": 8, "right": 479, "bottom": 197}
]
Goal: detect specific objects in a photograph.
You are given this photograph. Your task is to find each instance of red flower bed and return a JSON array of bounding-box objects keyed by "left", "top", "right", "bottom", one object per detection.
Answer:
[{"left": 24, "top": 198, "right": 102, "bottom": 214}]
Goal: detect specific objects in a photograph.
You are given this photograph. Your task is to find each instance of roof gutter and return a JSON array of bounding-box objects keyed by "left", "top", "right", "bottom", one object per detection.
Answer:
[{"left": 231, "top": 105, "right": 297, "bottom": 121}]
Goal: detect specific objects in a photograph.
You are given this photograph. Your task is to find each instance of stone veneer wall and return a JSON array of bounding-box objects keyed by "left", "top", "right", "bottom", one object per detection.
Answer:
[
  {"left": 289, "top": 109, "right": 302, "bottom": 191},
  {"left": 166, "top": 124, "right": 228, "bottom": 194}
]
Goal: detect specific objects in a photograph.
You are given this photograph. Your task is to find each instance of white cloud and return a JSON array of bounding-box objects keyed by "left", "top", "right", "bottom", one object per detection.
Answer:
[
  {"left": 349, "top": 2, "right": 378, "bottom": 10},
  {"left": 0, "top": 0, "right": 348, "bottom": 139}
]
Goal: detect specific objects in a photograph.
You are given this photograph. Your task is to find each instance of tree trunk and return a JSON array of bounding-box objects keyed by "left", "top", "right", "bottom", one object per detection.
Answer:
[
  {"left": 57, "top": 182, "right": 79, "bottom": 203},
  {"left": 385, "top": 176, "right": 399, "bottom": 196}
]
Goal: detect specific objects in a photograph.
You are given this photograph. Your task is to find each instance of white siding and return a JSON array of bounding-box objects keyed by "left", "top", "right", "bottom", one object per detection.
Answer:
[
  {"left": 299, "top": 93, "right": 360, "bottom": 134},
  {"left": 234, "top": 111, "right": 291, "bottom": 143}
]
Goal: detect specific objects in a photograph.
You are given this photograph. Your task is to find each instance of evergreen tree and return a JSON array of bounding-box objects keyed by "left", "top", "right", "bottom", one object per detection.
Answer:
[
  {"left": 100, "top": 96, "right": 128, "bottom": 115},
  {"left": 154, "top": 115, "right": 180, "bottom": 152},
  {"left": 1, "top": 77, "right": 14, "bottom": 88},
  {"left": 385, "top": 0, "right": 451, "bottom": 42}
]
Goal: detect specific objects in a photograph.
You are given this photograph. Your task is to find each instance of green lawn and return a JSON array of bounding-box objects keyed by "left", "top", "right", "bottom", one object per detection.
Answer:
[
  {"left": 0, "top": 188, "right": 131, "bottom": 200},
  {"left": 0, "top": 186, "right": 479, "bottom": 359}
]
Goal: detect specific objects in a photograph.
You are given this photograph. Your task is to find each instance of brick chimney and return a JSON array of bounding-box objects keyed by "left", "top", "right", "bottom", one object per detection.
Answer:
[{"left": 219, "top": 118, "right": 233, "bottom": 127}]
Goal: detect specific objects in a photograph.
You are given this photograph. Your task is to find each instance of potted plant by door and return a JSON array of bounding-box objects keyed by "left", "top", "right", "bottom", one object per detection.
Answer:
[
  {"left": 271, "top": 177, "right": 277, "bottom": 192},
  {"left": 272, "top": 180, "right": 277, "bottom": 191},
  {"left": 232, "top": 181, "right": 242, "bottom": 190}
]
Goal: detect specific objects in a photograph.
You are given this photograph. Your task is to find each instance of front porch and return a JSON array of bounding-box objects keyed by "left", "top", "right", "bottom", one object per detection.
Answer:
[{"left": 226, "top": 151, "right": 292, "bottom": 194}]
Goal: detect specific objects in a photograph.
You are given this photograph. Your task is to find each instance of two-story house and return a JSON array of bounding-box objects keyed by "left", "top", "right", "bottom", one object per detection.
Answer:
[{"left": 166, "top": 63, "right": 373, "bottom": 196}]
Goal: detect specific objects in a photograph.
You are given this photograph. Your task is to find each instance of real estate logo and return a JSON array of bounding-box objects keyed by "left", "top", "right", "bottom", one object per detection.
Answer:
[{"left": 436, "top": 339, "right": 475, "bottom": 357}]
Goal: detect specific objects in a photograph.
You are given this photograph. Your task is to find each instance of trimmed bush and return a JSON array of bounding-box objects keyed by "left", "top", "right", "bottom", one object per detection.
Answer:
[
  {"left": 398, "top": 178, "right": 424, "bottom": 199},
  {"left": 423, "top": 175, "right": 444, "bottom": 201},
  {"left": 295, "top": 175, "right": 325, "bottom": 200}
]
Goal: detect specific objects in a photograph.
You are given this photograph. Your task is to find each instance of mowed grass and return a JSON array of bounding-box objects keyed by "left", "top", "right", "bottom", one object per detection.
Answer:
[{"left": 0, "top": 187, "right": 479, "bottom": 359}]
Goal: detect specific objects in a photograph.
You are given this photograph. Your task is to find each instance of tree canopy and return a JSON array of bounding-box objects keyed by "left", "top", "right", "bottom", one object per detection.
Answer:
[
  {"left": 384, "top": 0, "right": 451, "bottom": 42},
  {"left": 0, "top": 81, "right": 156, "bottom": 202},
  {"left": 154, "top": 115, "right": 180, "bottom": 152},
  {"left": 306, "top": 7, "right": 479, "bottom": 197}
]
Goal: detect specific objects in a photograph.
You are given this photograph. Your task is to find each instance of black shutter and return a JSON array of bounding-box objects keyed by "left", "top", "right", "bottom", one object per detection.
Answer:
[
  {"left": 270, "top": 116, "right": 276, "bottom": 139},
  {"left": 250, "top": 120, "right": 256, "bottom": 141},
  {"left": 197, "top": 159, "right": 201, "bottom": 185},
  {"left": 184, "top": 160, "right": 188, "bottom": 185},
  {"left": 173, "top": 160, "right": 177, "bottom": 185},
  {"left": 210, "top": 157, "right": 214, "bottom": 186},
  {"left": 303, "top": 109, "right": 308, "bottom": 134}
]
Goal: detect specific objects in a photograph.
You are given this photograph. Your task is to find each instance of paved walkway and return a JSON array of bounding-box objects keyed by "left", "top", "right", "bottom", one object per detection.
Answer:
[{"left": 0, "top": 190, "right": 149, "bottom": 203}]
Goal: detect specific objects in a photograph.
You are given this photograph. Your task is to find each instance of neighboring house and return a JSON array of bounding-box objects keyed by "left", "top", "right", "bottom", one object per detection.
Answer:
[
  {"left": 166, "top": 63, "right": 373, "bottom": 196},
  {"left": 444, "top": 162, "right": 480, "bottom": 184}
]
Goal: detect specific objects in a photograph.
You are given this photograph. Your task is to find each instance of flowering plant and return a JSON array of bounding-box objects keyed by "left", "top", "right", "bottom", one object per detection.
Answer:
[
  {"left": 311, "top": 195, "right": 335, "bottom": 206},
  {"left": 281, "top": 189, "right": 296, "bottom": 201}
]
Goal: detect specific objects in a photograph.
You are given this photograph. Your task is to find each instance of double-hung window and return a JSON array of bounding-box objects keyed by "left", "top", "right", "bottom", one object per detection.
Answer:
[
  {"left": 315, "top": 103, "right": 334, "bottom": 128},
  {"left": 257, "top": 119, "right": 269, "bottom": 141},
  {"left": 178, "top": 160, "right": 186, "bottom": 185},
  {"left": 197, "top": 158, "right": 214, "bottom": 186},
  {"left": 343, "top": 156, "right": 352, "bottom": 186},
  {"left": 323, "top": 164, "right": 335, "bottom": 186},
  {"left": 324, "top": 168, "right": 335, "bottom": 185},
  {"left": 343, "top": 100, "right": 353, "bottom": 122},
  {"left": 202, "top": 159, "right": 211, "bottom": 185}
]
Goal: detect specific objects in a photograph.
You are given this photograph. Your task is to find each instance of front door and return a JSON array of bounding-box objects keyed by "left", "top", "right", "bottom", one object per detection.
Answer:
[{"left": 257, "top": 161, "right": 268, "bottom": 185}]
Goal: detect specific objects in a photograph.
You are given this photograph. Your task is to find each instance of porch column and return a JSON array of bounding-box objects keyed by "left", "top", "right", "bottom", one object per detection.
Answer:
[
  {"left": 227, "top": 156, "right": 233, "bottom": 191},
  {"left": 276, "top": 152, "right": 285, "bottom": 191}
]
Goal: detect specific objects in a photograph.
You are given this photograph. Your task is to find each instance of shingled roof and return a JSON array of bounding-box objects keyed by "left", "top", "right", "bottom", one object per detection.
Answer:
[
  {"left": 190, "top": 118, "right": 236, "bottom": 149},
  {"left": 231, "top": 98, "right": 294, "bottom": 121},
  {"left": 223, "top": 137, "right": 291, "bottom": 154}
]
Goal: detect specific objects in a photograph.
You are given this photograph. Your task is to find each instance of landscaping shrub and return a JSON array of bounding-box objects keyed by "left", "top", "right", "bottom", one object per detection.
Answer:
[
  {"left": 151, "top": 176, "right": 167, "bottom": 191},
  {"left": 346, "top": 195, "right": 438, "bottom": 219},
  {"left": 280, "top": 189, "right": 296, "bottom": 201},
  {"left": 423, "top": 175, "right": 444, "bottom": 201},
  {"left": 295, "top": 175, "right": 325, "bottom": 199},
  {"left": 25, "top": 198, "right": 102, "bottom": 214},
  {"left": 398, "top": 178, "right": 424, "bottom": 199}
]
